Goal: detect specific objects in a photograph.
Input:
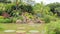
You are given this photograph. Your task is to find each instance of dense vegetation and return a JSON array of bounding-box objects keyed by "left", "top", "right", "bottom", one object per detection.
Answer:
[
  {"left": 0, "top": 0, "right": 60, "bottom": 34},
  {"left": 0, "top": 2, "right": 60, "bottom": 23}
]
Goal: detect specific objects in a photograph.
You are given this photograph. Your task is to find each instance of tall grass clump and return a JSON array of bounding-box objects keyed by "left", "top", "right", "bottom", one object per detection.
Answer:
[{"left": 45, "top": 20, "right": 60, "bottom": 34}]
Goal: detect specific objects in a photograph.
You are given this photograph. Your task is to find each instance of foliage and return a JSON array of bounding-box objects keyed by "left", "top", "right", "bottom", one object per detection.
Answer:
[
  {"left": 0, "top": 1, "right": 60, "bottom": 24},
  {"left": 18, "top": 16, "right": 23, "bottom": 20},
  {"left": 55, "top": 7, "right": 60, "bottom": 16},
  {"left": 0, "top": 3, "right": 5, "bottom": 15},
  {"left": 0, "top": 3, "right": 16, "bottom": 16},
  {"left": 43, "top": 15, "right": 51, "bottom": 23},
  {"left": 47, "top": 2, "right": 60, "bottom": 16},
  {"left": 45, "top": 20, "right": 60, "bottom": 34},
  {"left": 0, "top": 18, "right": 12, "bottom": 23},
  {"left": 11, "top": 10, "right": 21, "bottom": 17},
  {"left": 33, "top": 2, "right": 50, "bottom": 17},
  {"left": 12, "top": 17, "right": 18, "bottom": 23},
  {"left": 5, "top": 3, "right": 16, "bottom": 16},
  {"left": 0, "top": 11, "right": 2, "bottom": 15},
  {"left": 0, "top": 0, "right": 11, "bottom": 3},
  {"left": 0, "top": 3, "right": 33, "bottom": 16},
  {"left": 19, "top": 5, "right": 33, "bottom": 13}
]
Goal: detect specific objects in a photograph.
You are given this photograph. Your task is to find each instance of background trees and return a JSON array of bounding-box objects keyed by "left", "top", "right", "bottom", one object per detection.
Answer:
[
  {"left": 46, "top": 2, "right": 60, "bottom": 16},
  {"left": 33, "top": 2, "right": 50, "bottom": 17}
]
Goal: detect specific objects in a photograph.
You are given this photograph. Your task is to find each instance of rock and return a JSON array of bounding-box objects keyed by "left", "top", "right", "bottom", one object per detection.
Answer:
[
  {"left": 16, "top": 30, "right": 26, "bottom": 34},
  {"left": 16, "top": 20, "right": 22, "bottom": 24},
  {"left": 29, "top": 30, "right": 40, "bottom": 34},
  {"left": 4, "top": 30, "right": 16, "bottom": 33}
]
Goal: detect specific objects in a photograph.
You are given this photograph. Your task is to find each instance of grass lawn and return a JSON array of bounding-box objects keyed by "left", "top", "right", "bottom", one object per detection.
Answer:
[
  {"left": 0, "top": 23, "right": 16, "bottom": 34},
  {"left": 0, "top": 23, "right": 46, "bottom": 34}
]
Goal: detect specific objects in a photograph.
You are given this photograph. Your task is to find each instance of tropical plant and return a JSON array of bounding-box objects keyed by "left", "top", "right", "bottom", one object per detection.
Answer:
[{"left": 33, "top": 2, "right": 50, "bottom": 17}]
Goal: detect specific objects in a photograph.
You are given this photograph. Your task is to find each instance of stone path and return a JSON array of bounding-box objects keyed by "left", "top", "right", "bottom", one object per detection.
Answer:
[
  {"left": 3, "top": 24, "right": 45, "bottom": 34},
  {"left": 16, "top": 24, "right": 45, "bottom": 34}
]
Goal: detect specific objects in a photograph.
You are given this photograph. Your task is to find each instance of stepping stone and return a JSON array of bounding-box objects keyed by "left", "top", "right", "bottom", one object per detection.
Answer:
[
  {"left": 4, "top": 30, "right": 16, "bottom": 32},
  {"left": 4, "top": 30, "right": 16, "bottom": 34},
  {"left": 17, "top": 27, "right": 26, "bottom": 30},
  {"left": 16, "top": 30, "right": 26, "bottom": 34},
  {"left": 29, "top": 30, "right": 40, "bottom": 34}
]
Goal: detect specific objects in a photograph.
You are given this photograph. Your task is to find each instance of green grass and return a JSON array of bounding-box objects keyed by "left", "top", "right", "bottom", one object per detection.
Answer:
[
  {"left": 0, "top": 23, "right": 16, "bottom": 30},
  {"left": 0, "top": 23, "right": 16, "bottom": 34},
  {"left": 0, "top": 21, "right": 60, "bottom": 34}
]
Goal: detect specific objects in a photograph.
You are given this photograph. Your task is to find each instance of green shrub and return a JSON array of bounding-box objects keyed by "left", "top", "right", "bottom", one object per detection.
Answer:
[
  {"left": 4, "top": 18, "right": 12, "bottom": 23},
  {"left": 12, "top": 17, "right": 17, "bottom": 23},
  {"left": 55, "top": 28, "right": 60, "bottom": 34},
  {"left": 43, "top": 15, "right": 51, "bottom": 23},
  {"left": 0, "top": 11, "right": 2, "bottom": 15},
  {"left": 46, "top": 21, "right": 60, "bottom": 34},
  {"left": 0, "top": 18, "right": 12, "bottom": 23},
  {"left": 11, "top": 10, "right": 22, "bottom": 17},
  {"left": 10, "top": 17, "right": 23, "bottom": 23}
]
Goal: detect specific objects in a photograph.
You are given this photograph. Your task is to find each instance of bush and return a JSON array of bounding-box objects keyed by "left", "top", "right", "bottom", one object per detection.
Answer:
[
  {"left": 19, "top": 5, "right": 33, "bottom": 13},
  {"left": 46, "top": 21, "right": 60, "bottom": 34},
  {"left": 0, "top": 18, "right": 12, "bottom": 23},
  {"left": 12, "top": 17, "right": 23, "bottom": 23},
  {"left": 4, "top": 18, "right": 12, "bottom": 23},
  {"left": 0, "top": 11, "right": 3, "bottom": 15},
  {"left": 43, "top": 15, "right": 51, "bottom": 23},
  {"left": 11, "top": 10, "right": 22, "bottom": 17},
  {"left": 55, "top": 28, "right": 60, "bottom": 34},
  {"left": 12, "top": 17, "right": 17, "bottom": 23}
]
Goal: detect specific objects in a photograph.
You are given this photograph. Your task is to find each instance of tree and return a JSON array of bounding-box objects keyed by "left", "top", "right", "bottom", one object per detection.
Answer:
[
  {"left": 33, "top": 2, "right": 50, "bottom": 17},
  {"left": 0, "top": 0, "right": 11, "bottom": 3},
  {"left": 0, "top": 0, "right": 6, "bottom": 2},
  {"left": 55, "top": 7, "right": 60, "bottom": 16},
  {"left": 19, "top": 5, "right": 33, "bottom": 13},
  {"left": 46, "top": 2, "right": 60, "bottom": 15}
]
